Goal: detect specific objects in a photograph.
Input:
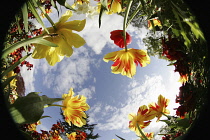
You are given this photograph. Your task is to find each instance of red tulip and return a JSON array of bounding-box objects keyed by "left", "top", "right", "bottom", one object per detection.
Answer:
[{"left": 110, "top": 30, "right": 132, "bottom": 48}]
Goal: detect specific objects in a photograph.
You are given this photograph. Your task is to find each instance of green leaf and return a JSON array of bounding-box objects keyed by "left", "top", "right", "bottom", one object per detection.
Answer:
[
  {"left": 57, "top": 0, "right": 75, "bottom": 11},
  {"left": 28, "top": 0, "right": 49, "bottom": 33},
  {"left": 99, "top": 0, "right": 108, "bottom": 28},
  {"left": 172, "top": 8, "right": 191, "bottom": 48},
  {"left": 9, "top": 92, "right": 63, "bottom": 124},
  {"left": 1, "top": 54, "right": 31, "bottom": 77},
  {"left": 21, "top": 3, "right": 29, "bottom": 32},
  {"left": 184, "top": 20, "right": 205, "bottom": 41},
  {"left": 176, "top": 117, "right": 190, "bottom": 129},
  {"left": 115, "top": 134, "right": 126, "bottom": 140},
  {"left": 41, "top": 116, "right": 52, "bottom": 119},
  {"left": 2, "top": 36, "right": 57, "bottom": 58}
]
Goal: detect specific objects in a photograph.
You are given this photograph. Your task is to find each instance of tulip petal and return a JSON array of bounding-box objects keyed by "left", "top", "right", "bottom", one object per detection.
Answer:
[
  {"left": 57, "top": 10, "right": 73, "bottom": 25},
  {"left": 60, "top": 29, "right": 86, "bottom": 48},
  {"left": 59, "top": 19, "right": 86, "bottom": 32}
]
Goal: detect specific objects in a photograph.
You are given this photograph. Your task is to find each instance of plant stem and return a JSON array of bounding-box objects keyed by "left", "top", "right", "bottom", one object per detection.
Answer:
[
  {"left": 123, "top": 0, "right": 133, "bottom": 52},
  {"left": 44, "top": 104, "right": 66, "bottom": 108},
  {"left": 136, "top": 123, "right": 148, "bottom": 140},
  {"left": 126, "top": 2, "right": 141, "bottom": 27},
  {"left": 37, "top": 1, "right": 57, "bottom": 31},
  {"left": 161, "top": 112, "right": 171, "bottom": 119}
]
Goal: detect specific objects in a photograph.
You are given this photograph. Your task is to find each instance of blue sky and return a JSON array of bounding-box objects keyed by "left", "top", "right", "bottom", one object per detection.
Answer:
[{"left": 19, "top": 1, "right": 182, "bottom": 139}]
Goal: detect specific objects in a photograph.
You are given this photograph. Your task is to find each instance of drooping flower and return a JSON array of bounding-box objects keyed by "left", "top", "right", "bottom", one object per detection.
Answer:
[
  {"left": 148, "top": 94, "right": 170, "bottom": 121},
  {"left": 32, "top": 10, "right": 86, "bottom": 66},
  {"left": 62, "top": 88, "right": 90, "bottom": 127},
  {"left": 148, "top": 18, "right": 162, "bottom": 29},
  {"left": 128, "top": 105, "right": 156, "bottom": 134},
  {"left": 110, "top": 30, "right": 131, "bottom": 48},
  {"left": 103, "top": 48, "right": 150, "bottom": 78}
]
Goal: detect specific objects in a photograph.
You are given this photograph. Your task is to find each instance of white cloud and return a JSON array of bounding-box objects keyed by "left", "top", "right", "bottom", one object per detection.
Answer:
[
  {"left": 35, "top": 46, "right": 96, "bottom": 96},
  {"left": 78, "top": 86, "right": 95, "bottom": 99}
]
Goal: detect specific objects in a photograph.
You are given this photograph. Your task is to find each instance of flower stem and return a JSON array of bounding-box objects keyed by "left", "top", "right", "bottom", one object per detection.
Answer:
[
  {"left": 136, "top": 123, "right": 148, "bottom": 140},
  {"left": 44, "top": 104, "right": 66, "bottom": 108},
  {"left": 126, "top": 3, "right": 143, "bottom": 28},
  {"left": 123, "top": 0, "right": 133, "bottom": 52},
  {"left": 37, "top": 1, "right": 57, "bottom": 31},
  {"left": 161, "top": 112, "right": 171, "bottom": 119}
]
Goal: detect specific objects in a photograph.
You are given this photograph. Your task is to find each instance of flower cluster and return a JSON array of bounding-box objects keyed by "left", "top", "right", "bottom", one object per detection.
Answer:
[
  {"left": 128, "top": 95, "right": 170, "bottom": 139},
  {"left": 66, "top": 130, "right": 87, "bottom": 140},
  {"left": 20, "top": 121, "right": 65, "bottom": 140},
  {"left": 8, "top": 46, "right": 33, "bottom": 73},
  {"left": 162, "top": 35, "right": 190, "bottom": 83},
  {"left": 175, "top": 83, "right": 196, "bottom": 119},
  {"left": 40, "top": 0, "right": 53, "bottom": 17},
  {"left": 74, "top": 1, "right": 98, "bottom": 19},
  {"left": 62, "top": 88, "right": 90, "bottom": 127},
  {"left": 162, "top": 131, "right": 183, "bottom": 140}
]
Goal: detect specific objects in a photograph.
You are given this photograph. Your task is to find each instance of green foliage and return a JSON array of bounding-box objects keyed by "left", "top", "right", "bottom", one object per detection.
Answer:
[
  {"left": 2, "top": 36, "right": 58, "bottom": 59},
  {"left": 1, "top": 53, "right": 31, "bottom": 77},
  {"left": 9, "top": 92, "right": 63, "bottom": 124},
  {"left": 116, "top": 134, "right": 126, "bottom": 140},
  {"left": 28, "top": 0, "right": 49, "bottom": 33}
]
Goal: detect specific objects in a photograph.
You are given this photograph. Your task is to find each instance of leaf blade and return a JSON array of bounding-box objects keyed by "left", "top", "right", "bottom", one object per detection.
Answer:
[{"left": 21, "top": 3, "right": 29, "bottom": 32}]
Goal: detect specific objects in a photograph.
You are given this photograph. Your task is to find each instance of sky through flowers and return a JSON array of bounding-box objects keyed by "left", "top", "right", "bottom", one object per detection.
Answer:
[{"left": 18, "top": 1, "right": 182, "bottom": 139}]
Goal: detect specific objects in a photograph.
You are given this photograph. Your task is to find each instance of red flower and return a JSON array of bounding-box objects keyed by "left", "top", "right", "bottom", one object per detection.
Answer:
[
  {"left": 110, "top": 30, "right": 132, "bottom": 48},
  {"left": 176, "top": 106, "right": 187, "bottom": 119}
]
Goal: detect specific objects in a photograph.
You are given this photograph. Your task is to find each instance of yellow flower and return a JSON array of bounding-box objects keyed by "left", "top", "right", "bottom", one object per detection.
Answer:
[
  {"left": 62, "top": 88, "right": 90, "bottom": 127},
  {"left": 178, "top": 74, "right": 188, "bottom": 84},
  {"left": 109, "top": 0, "right": 122, "bottom": 13},
  {"left": 148, "top": 19, "right": 162, "bottom": 29},
  {"left": 6, "top": 71, "right": 17, "bottom": 89},
  {"left": 66, "top": 132, "right": 77, "bottom": 140},
  {"left": 148, "top": 94, "right": 170, "bottom": 122},
  {"left": 128, "top": 105, "right": 156, "bottom": 134},
  {"left": 103, "top": 48, "right": 150, "bottom": 78},
  {"left": 32, "top": 10, "right": 86, "bottom": 66}
]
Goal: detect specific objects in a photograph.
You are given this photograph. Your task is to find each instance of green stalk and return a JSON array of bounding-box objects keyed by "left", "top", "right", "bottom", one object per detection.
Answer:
[
  {"left": 36, "top": 0, "right": 57, "bottom": 31},
  {"left": 161, "top": 112, "right": 171, "bottom": 120},
  {"left": 44, "top": 104, "right": 65, "bottom": 108},
  {"left": 136, "top": 123, "right": 148, "bottom": 140},
  {"left": 123, "top": 0, "right": 133, "bottom": 52},
  {"left": 126, "top": 2, "right": 141, "bottom": 27}
]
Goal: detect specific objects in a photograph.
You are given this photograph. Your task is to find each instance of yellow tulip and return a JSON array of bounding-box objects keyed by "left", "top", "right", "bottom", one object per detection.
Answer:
[
  {"left": 128, "top": 105, "right": 156, "bottom": 134},
  {"left": 62, "top": 88, "right": 90, "bottom": 127},
  {"left": 103, "top": 48, "right": 150, "bottom": 78},
  {"left": 32, "top": 10, "right": 86, "bottom": 66},
  {"left": 148, "top": 94, "right": 170, "bottom": 122}
]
